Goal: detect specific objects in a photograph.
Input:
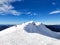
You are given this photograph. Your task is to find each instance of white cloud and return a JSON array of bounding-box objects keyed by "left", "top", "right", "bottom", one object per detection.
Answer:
[
  {"left": 52, "top": 2, "right": 56, "bottom": 5},
  {"left": 26, "top": 12, "right": 38, "bottom": 16},
  {"left": 10, "top": 10, "right": 21, "bottom": 16},
  {"left": 33, "top": 13, "right": 37, "bottom": 15},
  {"left": 0, "top": 0, "right": 22, "bottom": 16},
  {"left": 27, "top": 12, "right": 31, "bottom": 15},
  {"left": 49, "top": 10, "right": 60, "bottom": 14}
]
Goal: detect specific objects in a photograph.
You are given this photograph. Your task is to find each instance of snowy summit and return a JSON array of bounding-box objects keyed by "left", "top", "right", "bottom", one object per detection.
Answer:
[{"left": 0, "top": 21, "right": 60, "bottom": 45}]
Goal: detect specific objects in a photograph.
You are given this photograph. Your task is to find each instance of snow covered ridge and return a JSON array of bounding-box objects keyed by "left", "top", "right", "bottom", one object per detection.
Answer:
[{"left": 0, "top": 21, "right": 60, "bottom": 45}]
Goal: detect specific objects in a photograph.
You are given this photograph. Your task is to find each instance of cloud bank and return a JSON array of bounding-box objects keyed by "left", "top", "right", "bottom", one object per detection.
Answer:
[
  {"left": 0, "top": 0, "right": 38, "bottom": 16},
  {"left": 0, "top": 0, "right": 21, "bottom": 16}
]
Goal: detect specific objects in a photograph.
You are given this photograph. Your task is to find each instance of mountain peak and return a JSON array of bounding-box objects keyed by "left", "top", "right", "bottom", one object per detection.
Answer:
[{"left": 23, "top": 21, "right": 42, "bottom": 26}]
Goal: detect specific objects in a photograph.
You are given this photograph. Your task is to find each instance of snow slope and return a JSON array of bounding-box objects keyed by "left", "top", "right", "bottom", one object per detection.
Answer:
[{"left": 0, "top": 21, "right": 60, "bottom": 45}]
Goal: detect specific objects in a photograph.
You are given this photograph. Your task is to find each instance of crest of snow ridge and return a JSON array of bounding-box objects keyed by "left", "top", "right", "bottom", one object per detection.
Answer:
[{"left": 0, "top": 21, "right": 60, "bottom": 39}]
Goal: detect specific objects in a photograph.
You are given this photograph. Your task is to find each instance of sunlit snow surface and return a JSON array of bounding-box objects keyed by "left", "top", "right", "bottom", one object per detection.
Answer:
[{"left": 0, "top": 21, "right": 60, "bottom": 45}]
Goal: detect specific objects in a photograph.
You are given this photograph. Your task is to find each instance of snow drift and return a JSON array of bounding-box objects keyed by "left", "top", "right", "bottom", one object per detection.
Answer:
[{"left": 0, "top": 21, "right": 60, "bottom": 45}]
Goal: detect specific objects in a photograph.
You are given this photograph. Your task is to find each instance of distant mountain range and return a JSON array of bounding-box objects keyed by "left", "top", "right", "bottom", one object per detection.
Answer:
[
  {"left": 0, "top": 24, "right": 60, "bottom": 32},
  {"left": 0, "top": 25, "right": 13, "bottom": 31}
]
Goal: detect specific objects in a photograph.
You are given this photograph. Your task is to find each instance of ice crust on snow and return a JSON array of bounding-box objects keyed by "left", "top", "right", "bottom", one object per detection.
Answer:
[{"left": 0, "top": 21, "right": 60, "bottom": 45}]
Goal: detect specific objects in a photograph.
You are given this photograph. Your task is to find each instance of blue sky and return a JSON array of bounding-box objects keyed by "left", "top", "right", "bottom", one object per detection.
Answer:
[{"left": 0, "top": 0, "right": 60, "bottom": 24}]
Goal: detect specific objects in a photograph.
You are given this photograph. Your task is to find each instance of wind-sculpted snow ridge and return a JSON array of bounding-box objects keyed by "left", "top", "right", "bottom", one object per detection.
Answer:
[
  {"left": 0, "top": 21, "right": 60, "bottom": 45},
  {"left": 24, "top": 21, "right": 60, "bottom": 39}
]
